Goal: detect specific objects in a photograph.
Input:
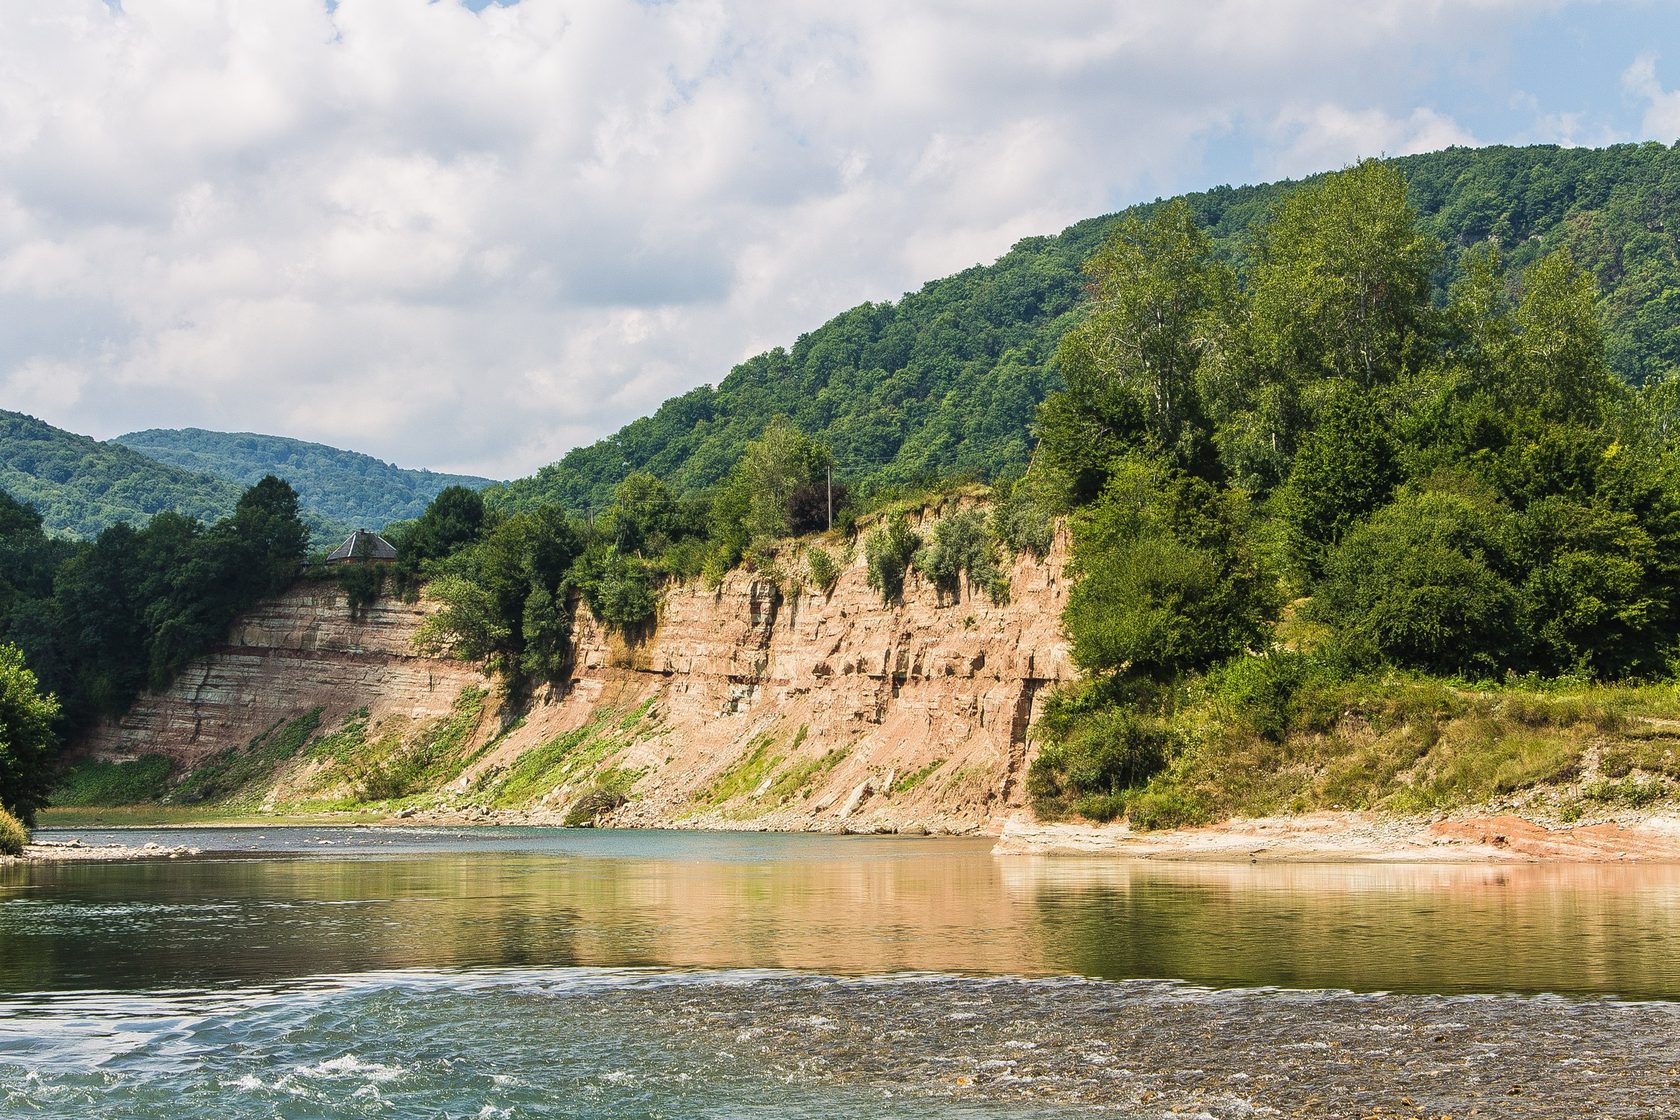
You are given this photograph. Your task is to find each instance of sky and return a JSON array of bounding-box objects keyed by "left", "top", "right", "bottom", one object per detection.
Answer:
[{"left": 2, "top": 1, "right": 1679, "bottom": 480}]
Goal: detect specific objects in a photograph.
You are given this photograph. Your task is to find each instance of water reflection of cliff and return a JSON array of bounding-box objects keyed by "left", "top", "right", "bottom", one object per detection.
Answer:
[{"left": 6, "top": 839, "right": 1680, "bottom": 998}]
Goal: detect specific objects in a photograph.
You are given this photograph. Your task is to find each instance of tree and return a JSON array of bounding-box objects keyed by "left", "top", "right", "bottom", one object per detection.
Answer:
[
  {"left": 599, "top": 471, "right": 679, "bottom": 555},
  {"left": 394, "top": 485, "right": 486, "bottom": 586},
  {"left": 1064, "top": 459, "right": 1274, "bottom": 679},
  {"left": 1313, "top": 487, "right": 1518, "bottom": 676},
  {"left": 1249, "top": 159, "right": 1439, "bottom": 390},
  {"left": 413, "top": 575, "right": 509, "bottom": 663},
  {"left": 0, "top": 643, "right": 60, "bottom": 825},
  {"left": 1513, "top": 251, "right": 1623, "bottom": 426},
  {"left": 711, "top": 417, "right": 833, "bottom": 562},
  {"left": 1039, "top": 199, "right": 1230, "bottom": 497},
  {"left": 229, "top": 476, "right": 310, "bottom": 597},
  {"left": 574, "top": 544, "right": 657, "bottom": 629},
  {"left": 1278, "top": 384, "right": 1401, "bottom": 579}
]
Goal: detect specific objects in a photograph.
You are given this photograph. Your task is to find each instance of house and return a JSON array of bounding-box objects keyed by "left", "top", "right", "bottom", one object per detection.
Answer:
[{"left": 325, "top": 529, "right": 397, "bottom": 565}]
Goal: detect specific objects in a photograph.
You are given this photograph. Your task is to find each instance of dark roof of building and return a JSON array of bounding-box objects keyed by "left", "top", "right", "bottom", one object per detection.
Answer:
[{"left": 326, "top": 529, "right": 397, "bottom": 563}]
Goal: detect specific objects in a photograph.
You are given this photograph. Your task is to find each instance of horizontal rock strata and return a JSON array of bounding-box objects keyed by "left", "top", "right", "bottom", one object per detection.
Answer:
[{"left": 80, "top": 531, "right": 1074, "bottom": 833}]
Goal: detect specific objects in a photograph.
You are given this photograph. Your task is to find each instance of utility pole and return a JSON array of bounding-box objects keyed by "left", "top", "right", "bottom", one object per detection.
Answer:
[{"left": 826, "top": 464, "right": 833, "bottom": 531}]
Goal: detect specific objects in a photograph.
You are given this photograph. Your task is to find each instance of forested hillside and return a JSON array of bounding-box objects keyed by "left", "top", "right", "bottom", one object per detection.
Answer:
[
  {"left": 117, "top": 429, "right": 496, "bottom": 531},
  {"left": 490, "top": 142, "right": 1680, "bottom": 515},
  {"left": 1023, "top": 158, "right": 1680, "bottom": 828},
  {"left": 0, "top": 410, "right": 245, "bottom": 537}
]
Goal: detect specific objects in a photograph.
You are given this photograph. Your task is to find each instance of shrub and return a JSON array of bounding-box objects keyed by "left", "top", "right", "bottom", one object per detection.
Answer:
[
  {"left": 1027, "top": 707, "right": 1173, "bottom": 816},
  {"left": 914, "top": 509, "right": 1003, "bottom": 605},
  {"left": 1126, "top": 787, "right": 1207, "bottom": 831},
  {"left": 562, "top": 776, "right": 635, "bottom": 827},
  {"left": 574, "top": 545, "right": 658, "bottom": 630},
  {"left": 1065, "top": 460, "right": 1275, "bottom": 679},
  {"left": 1313, "top": 487, "right": 1517, "bottom": 676},
  {"left": 864, "top": 517, "right": 921, "bottom": 604},
  {"left": 335, "top": 564, "right": 385, "bottom": 619},
  {"left": 991, "top": 472, "right": 1061, "bottom": 558},
  {"left": 0, "top": 808, "right": 26, "bottom": 855},
  {"left": 1073, "top": 792, "right": 1128, "bottom": 822},
  {"left": 806, "top": 546, "right": 841, "bottom": 594}
]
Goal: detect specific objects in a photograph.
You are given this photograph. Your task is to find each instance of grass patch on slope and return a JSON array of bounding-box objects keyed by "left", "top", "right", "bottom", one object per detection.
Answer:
[
  {"left": 51, "top": 755, "right": 178, "bottom": 807},
  {"left": 172, "top": 709, "right": 324, "bottom": 806},
  {"left": 481, "top": 712, "right": 639, "bottom": 809},
  {"left": 1030, "top": 655, "right": 1680, "bottom": 830}
]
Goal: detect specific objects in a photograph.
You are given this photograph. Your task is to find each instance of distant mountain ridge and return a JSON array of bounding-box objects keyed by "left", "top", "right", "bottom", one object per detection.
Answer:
[
  {"left": 488, "top": 141, "right": 1680, "bottom": 515},
  {"left": 0, "top": 409, "right": 246, "bottom": 538},
  {"left": 116, "top": 428, "right": 497, "bottom": 531}
]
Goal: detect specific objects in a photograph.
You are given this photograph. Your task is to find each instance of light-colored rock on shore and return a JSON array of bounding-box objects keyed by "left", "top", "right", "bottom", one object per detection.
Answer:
[{"left": 993, "top": 810, "right": 1680, "bottom": 863}]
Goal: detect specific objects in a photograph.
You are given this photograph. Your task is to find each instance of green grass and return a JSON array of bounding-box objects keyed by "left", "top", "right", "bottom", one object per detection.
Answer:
[
  {"left": 618, "top": 699, "right": 657, "bottom": 732},
  {"left": 762, "top": 746, "right": 850, "bottom": 805},
  {"left": 1034, "top": 665, "right": 1680, "bottom": 830},
  {"left": 172, "top": 709, "right": 324, "bottom": 806},
  {"left": 352, "top": 688, "right": 488, "bottom": 802},
  {"left": 891, "top": 758, "right": 945, "bottom": 795},
  {"left": 484, "top": 715, "right": 631, "bottom": 808},
  {"left": 692, "top": 735, "right": 782, "bottom": 811},
  {"left": 51, "top": 755, "right": 177, "bottom": 807}
]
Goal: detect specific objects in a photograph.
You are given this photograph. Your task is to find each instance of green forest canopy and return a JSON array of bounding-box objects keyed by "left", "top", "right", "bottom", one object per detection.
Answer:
[
  {"left": 116, "top": 428, "right": 497, "bottom": 531},
  {"left": 0, "top": 409, "right": 246, "bottom": 539},
  {"left": 489, "top": 142, "right": 1680, "bottom": 516},
  {"left": 1025, "top": 156, "right": 1680, "bottom": 827}
]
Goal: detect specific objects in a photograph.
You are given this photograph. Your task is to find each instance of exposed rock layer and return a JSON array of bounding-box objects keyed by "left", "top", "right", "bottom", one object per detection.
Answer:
[
  {"left": 81, "top": 535, "right": 1074, "bottom": 833},
  {"left": 81, "top": 585, "right": 486, "bottom": 767}
]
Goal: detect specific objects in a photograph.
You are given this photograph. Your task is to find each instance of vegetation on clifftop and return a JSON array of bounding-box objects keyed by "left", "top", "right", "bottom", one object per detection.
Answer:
[
  {"left": 489, "top": 142, "right": 1680, "bottom": 518},
  {"left": 1026, "top": 158, "right": 1680, "bottom": 828}
]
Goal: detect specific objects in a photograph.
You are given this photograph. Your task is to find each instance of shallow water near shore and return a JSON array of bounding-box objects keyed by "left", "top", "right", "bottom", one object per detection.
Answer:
[{"left": 4, "top": 825, "right": 1680, "bottom": 1117}]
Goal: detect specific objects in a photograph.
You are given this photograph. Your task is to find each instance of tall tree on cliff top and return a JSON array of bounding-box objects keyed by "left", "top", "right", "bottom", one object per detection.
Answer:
[
  {"left": 1204, "top": 159, "right": 1442, "bottom": 490},
  {"left": 1037, "top": 198, "right": 1232, "bottom": 499}
]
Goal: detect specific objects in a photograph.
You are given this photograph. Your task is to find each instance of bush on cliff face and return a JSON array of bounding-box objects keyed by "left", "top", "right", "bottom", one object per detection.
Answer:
[
  {"left": 864, "top": 517, "right": 921, "bottom": 604},
  {"left": 805, "top": 546, "right": 840, "bottom": 594},
  {"left": 914, "top": 509, "right": 1005, "bottom": 605}
]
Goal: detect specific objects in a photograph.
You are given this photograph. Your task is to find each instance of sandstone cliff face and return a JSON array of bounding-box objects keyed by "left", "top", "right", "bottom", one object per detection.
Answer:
[
  {"left": 82, "top": 533, "right": 1074, "bottom": 834},
  {"left": 79, "top": 585, "right": 487, "bottom": 766}
]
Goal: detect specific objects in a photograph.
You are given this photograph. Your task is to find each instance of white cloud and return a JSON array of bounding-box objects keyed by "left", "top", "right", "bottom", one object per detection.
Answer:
[
  {"left": 1264, "top": 106, "right": 1480, "bottom": 179},
  {"left": 0, "top": 0, "right": 1639, "bottom": 477},
  {"left": 1624, "top": 53, "right": 1680, "bottom": 140}
]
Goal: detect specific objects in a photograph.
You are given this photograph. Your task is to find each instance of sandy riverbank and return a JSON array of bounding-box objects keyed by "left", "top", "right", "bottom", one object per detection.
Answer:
[
  {"left": 993, "top": 809, "right": 1680, "bottom": 862},
  {"left": 3, "top": 839, "right": 203, "bottom": 864},
  {"left": 18, "top": 808, "right": 1680, "bottom": 864}
]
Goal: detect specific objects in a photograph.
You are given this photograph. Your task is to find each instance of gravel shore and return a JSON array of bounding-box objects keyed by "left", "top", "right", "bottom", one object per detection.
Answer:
[{"left": 994, "top": 809, "right": 1680, "bottom": 862}]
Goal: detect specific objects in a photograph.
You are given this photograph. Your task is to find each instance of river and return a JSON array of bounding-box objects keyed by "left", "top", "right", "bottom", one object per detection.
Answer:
[{"left": 3, "top": 825, "right": 1678, "bottom": 1117}]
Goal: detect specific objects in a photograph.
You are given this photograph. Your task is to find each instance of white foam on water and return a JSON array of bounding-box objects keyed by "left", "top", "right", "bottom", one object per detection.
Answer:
[{"left": 293, "top": 1054, "right": 404, "bottom": 1083}]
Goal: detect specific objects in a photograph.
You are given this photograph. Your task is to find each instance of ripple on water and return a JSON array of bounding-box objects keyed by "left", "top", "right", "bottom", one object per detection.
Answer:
[{"left": 2, "top": 968, "right": 1678, "bottom": 1119}]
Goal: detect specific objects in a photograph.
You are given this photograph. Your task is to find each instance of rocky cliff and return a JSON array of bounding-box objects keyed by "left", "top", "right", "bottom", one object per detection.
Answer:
[
  {"left": 80, "top": 531, "right": 1074, "bottom": 834},
  {"left": 80, "top": 585, "right": 487, "bottom": 767}
]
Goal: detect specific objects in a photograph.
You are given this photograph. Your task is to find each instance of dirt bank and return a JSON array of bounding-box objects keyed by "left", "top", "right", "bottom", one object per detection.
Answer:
[{"left": 994, "top": 810, "right": 1680, "bottom": 862}]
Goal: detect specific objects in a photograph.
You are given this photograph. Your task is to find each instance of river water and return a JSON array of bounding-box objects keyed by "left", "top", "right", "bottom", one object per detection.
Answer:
[{"left": 3, "top": 826, "right": 1679, "bottom": 1117}]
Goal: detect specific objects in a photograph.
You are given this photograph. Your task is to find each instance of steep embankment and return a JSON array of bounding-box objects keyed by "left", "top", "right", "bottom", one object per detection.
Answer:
[{"left": 77, "top": 530, "right": 1072, "bottom": 834}]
